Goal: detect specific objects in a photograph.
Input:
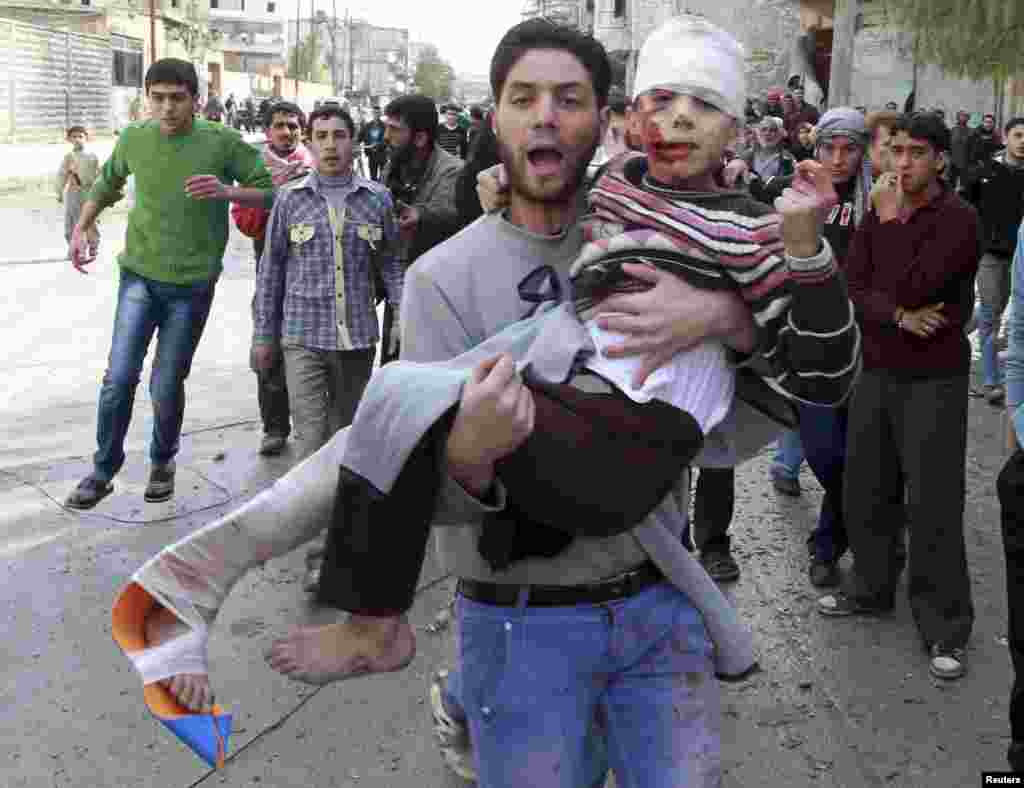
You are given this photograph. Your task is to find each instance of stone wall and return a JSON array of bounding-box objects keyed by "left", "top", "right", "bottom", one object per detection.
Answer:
[
  {"left": 596, "top": 0, "right": 803, "bottom": 100},
  {"left": 593, "top": 0, "right": 1002, "bottom": 118}
]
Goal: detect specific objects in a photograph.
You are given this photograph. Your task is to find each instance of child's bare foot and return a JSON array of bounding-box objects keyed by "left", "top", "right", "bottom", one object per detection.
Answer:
[
  {"left": 265, "top": 614, "right": 415, "bottom": 686},
  {"left": 144, "top": 605, "right": 214, "bottom": 712}
]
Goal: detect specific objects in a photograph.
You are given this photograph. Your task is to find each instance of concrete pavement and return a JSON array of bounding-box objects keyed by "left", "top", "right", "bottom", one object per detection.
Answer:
[
  {"left": 0, "top": 191, "right": 1020, "bottom": 786},
  {"left": 0, "top": 395, "right": 1017, "bottom": 787}
]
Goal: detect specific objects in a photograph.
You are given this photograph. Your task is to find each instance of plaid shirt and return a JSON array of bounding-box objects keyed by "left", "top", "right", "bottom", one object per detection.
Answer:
[{"left": 254, "top": 171, "right": 403, "bottom": 351}]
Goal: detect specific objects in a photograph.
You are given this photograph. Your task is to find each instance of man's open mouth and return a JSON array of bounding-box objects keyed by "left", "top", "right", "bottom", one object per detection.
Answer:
[
  {"left": 655, "top": 143, "right": 696, "bottom": 160},
  {"left": 527, "top": 145, "right": 565, "bottom": 176}
]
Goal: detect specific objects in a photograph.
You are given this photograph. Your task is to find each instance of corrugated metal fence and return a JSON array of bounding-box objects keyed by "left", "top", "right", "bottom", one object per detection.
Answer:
[{"left": 0, "top": 19, "right": 111, "bottom": 140}]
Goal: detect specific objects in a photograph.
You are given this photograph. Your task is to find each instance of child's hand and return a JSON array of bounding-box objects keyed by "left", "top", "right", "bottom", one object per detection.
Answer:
[
  {"left": 476, "top": 164, "right": 508, "bottom": 213},
  {"left": 774, "top": 160, "right": 837, "bottom": 259}
]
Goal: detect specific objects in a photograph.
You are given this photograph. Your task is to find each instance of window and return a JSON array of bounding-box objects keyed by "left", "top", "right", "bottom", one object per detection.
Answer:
[
  {"left": 113, "top": 49, "right": 144, "bottom": 87},
  {"left": 613, "top": 0, "right": 625, "bottom": 17},
  {"left": 267, "top": 1, "right": 275, "bottom": 11}
]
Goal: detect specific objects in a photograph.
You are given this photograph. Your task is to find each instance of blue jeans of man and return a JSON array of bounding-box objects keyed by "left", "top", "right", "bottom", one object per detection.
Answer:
[
  {"left": 772, "top": 428, "right": 804, "bottom": 479},
  {"left": 447, "top": 582, "right": 720, "bottom": 788},
  {"left": 976, "top": 251, "right": 1012, "bottom": 386},
  {"left": 798, "top": 403, "right": 849, "bottom": 562},
  {"left": 92, "top": 268, "right": 217, "bottom": 481}
]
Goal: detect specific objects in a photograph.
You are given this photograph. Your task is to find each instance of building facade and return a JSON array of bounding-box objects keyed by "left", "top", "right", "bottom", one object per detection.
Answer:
[
  {"left": 208, "top": 0, "right": 286, "bottom": 99},
  {"left": 287, "top": 16, "right": 409, "bottom": 103},
  {"left": 523, "top": 0, "right": 1013, "bottom": 120}
]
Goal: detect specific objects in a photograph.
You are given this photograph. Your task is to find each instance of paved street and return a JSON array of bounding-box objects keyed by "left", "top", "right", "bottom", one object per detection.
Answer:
[{"left": 0, "top": 186, "right": 1020, "bottom": 787}]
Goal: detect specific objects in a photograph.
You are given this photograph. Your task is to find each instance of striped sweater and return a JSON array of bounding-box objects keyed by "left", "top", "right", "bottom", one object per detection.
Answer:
[{"left": 573, "top": 152, "right": 861, "bottom": 409}]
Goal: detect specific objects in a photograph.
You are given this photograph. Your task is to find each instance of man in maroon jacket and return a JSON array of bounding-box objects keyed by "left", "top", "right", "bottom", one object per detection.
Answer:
[{"left": 817, "top": 113, "right": 981, "bottom": 682}]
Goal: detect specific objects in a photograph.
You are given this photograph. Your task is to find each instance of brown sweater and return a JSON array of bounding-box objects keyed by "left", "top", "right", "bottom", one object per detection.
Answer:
[{"left": 845, "top": 186, "right": 982, "bottom": 378}]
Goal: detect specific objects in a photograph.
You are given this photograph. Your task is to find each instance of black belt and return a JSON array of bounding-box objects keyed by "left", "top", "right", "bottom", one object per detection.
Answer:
[{"left": 457, "top": 561, "right": 664, "bottom": 607}]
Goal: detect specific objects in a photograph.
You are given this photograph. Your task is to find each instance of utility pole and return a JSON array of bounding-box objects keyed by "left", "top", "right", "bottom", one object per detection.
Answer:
[
  {"left": 149, "top": 0, "right": 157, "bottom": 66},
  {"left": 309, "top": 0, "right": 316, "bottom": 83},
  {"left": 331, "top": 0, "right": 338, "bottom": 93},
  {"left": 347, "top": 9, "right": 354, "bottom": 98},
  {"left": 827, "top": 0, "right": 861, "bottom": 108},
  {"left": 294, "top": 0, "right": 300, "bottom": 95}
]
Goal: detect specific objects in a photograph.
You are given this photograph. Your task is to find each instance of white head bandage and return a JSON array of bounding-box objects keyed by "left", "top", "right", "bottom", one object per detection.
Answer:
[{"left": 633, "top": 15, "right": 747, "bottom": 120}]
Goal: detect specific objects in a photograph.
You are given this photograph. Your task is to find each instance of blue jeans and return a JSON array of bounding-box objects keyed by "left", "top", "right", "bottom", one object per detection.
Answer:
[
  {"left": 771, "top": 429, "right": 804, "bottom": 480},
  {"left": 93, "top": 268, "right": 217, "bottom": 481},
  {"left": 451, "top": 582, "right": 720, "bottom": 788},
  {"left": 976, "top": 251, "right": 1012, "bottom": 386},
  {"left": 798, "top": 403, "right": 849, "bottom": 562}
]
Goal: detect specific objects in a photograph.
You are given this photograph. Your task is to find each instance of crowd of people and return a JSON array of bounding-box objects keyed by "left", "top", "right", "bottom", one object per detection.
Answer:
[{"left": 48, "top": 10, "right": 1024, "bottom": 784}]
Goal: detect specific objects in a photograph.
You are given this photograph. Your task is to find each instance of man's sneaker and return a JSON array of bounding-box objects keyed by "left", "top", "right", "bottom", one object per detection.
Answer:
[
  {"left": 64, "top": 475, "right": 114, "bottom": 510},
  {"left": 144, "top": 462, "right": 176, "bottom": 503},
  {"left": 817, "top": 590, "right": 892, "bottom": 617},
  {"left": 429, "top": 669, "right": 476, "bottom": 782},
  {"left": 771, "top": 472, "right": 801, "bottom": 497},
  {"left": 700, "top": 550, "right": 741, "bottom": 583},
  {"left": 808, "top": 558, "right": 841, "bottom": 588},
  {"left": 986, "top": 384, "right": 1006, "bottom": 405},
  {"left": 259, "top": 433, "right": 287, "bottom": 456},
  {"left": 929, "top": 644, "right": 966, "bottom": 680}
]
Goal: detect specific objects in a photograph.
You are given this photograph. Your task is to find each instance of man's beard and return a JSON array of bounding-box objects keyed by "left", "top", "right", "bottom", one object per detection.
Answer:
[
  {"left": 496, "top": 133, "right": 599, "bottom": 205},
  {"left": 388, "top": 140, "right": 416, "bottom": 169}
]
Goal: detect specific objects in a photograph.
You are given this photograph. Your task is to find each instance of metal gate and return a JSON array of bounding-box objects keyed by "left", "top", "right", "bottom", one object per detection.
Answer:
[{"left": 0, "top": 19, "right": 112, "bottom": 140}]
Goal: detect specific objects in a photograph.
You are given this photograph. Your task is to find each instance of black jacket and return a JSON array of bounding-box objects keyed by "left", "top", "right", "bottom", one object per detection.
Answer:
[
  {"left": 968, "top": 129, "right": 1003, "bottom": 170},
  {"left": 962, "top": 152, "right": 1024, "bottom": 257}
]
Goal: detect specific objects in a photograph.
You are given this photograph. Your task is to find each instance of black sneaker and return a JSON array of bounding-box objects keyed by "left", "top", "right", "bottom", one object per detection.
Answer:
[
  {"left": 808, "top": 558, "right": 841, "bottom": 588},
  {"left": 929, "top": 644, "right": 966, "bottom": 680},
  {"left": 1008, "top": 740, "right": 1024, "bottom": 771},
  {"left": 817, "top": 590, "right": 893, "bottom": 617},
  {"left": 144, "top": 462, "right": 176, "bottom": 503},
  {"left": 700, "top": 550, "right": 741, "bottom": 583},
  {"left": 259, "top": 434, "right": 287, "bottom": 456},
  {"left": 64, "top": 475, "right": 114, "bottom": 510},
  {"left": 429, "top": 669, "right": 476, "bottom": 782}
]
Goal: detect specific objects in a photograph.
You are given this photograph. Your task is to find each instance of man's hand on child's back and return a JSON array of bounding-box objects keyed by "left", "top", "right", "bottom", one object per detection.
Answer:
[
  {"left": 774, "top": 160, "right": 838, "bottom": 259},
  {"left": 446, "top": 354, "right": 535, "bottom": 497},
  {"left": 595, "top": 263, "right": 756, "bottom": 388}
]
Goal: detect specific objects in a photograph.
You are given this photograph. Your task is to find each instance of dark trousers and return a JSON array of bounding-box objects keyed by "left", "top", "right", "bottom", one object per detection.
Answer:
[
  {"left": 367, "top": 153, "right": 386, "bottom": 182},
  {"left": 999, "top": 449, "right": 1024, "bottom": 742},
  {"left": 843, "top": 370, "right": 974, "bottom": 649},
  {"left": 252, "top": 238, "right": 290, "bottom": 437},
  {"left": 691, "top": 467, "right": 735, "bottom": 553},
  {"left": 799, "top": 402, "right": 850, "bottom": 563}
]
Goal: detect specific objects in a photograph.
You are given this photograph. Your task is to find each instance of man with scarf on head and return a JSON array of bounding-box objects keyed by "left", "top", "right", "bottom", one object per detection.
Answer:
[{"left": 726, "top": 107, "right": 875, "bottom": 586}]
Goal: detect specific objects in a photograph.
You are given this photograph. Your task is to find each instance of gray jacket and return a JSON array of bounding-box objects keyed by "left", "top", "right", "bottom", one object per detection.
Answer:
[{"left": 383, "top": 144, "right": 463, "bottom": 264}]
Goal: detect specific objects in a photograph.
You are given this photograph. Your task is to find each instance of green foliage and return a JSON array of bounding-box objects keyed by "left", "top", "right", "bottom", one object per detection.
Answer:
[
  {"left": 412, "top": 43, "right": 455, "bottom": 102},
  {"left": 287, "top": 31, "right": 328, "bottom": 83},
  {"left": 881, "top": 0, "right": 1024, "bottom": 81}
]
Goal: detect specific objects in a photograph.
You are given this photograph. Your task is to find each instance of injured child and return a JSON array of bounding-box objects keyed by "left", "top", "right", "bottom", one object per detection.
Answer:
[{"left": 113, "top": 15, "right": 859, "bottom": 757}]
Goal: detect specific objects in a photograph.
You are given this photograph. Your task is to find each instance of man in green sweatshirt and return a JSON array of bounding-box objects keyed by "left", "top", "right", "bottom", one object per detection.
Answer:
[{"left": 64, "top": 58, "right": 274, "bottom": 510}]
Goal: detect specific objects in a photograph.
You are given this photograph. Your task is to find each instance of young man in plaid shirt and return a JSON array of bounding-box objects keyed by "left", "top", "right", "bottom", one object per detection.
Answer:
[{"left": 252, "top": 104, "right": 404, "bottom": 463}]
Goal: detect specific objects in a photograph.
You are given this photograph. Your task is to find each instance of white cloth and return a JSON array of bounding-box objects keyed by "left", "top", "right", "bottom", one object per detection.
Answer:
[
  {"left": 633, "top": 15, "right": 746, "bottom": 120},
  {"left": 584, "top": 317, "right": 735, "bottom": 434}
]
